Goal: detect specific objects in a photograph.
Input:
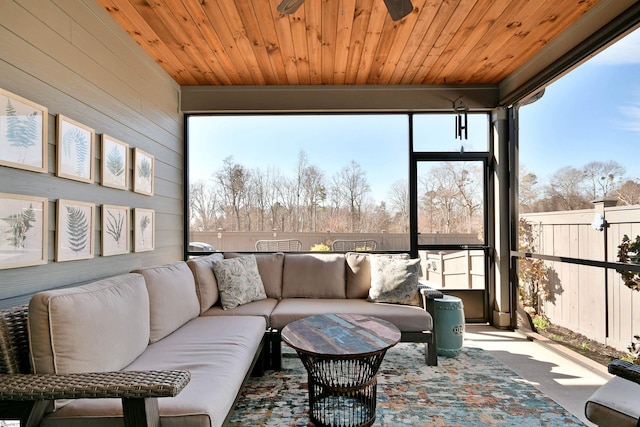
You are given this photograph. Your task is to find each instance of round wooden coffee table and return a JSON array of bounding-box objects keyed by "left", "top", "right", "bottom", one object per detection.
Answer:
[{"left": 281, "top": 314, "right": 401, "bottom": 427}]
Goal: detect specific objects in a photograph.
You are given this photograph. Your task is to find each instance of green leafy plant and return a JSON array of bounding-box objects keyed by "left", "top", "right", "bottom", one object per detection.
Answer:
[
  {"left": 617, "top": 234, "right": 640, "bottom": 291},
  {"left": 106, "top": 146, "right": 125, "bottom": 177},
  {"left": 532, "top": 315, "right": 549, "bottom": 331},
  {"left": 65, "top": 205, "right": 88, "bottom": 253},
  {"left": 2, "top": 204, "right": 36, "bottom": 249},
  {"left": 627, "top": 335, "right": 640, "bottom": 364}
]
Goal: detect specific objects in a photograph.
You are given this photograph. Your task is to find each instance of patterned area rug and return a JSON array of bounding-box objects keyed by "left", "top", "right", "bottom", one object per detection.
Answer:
[{"left": 229, "top": 343, "right": 585, "bottom": 426}]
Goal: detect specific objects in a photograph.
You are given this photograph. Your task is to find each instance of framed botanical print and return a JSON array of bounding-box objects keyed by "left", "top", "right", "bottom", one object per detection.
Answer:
[
  {"left": 102, "top": 204, "right": 130, "bottom": 256},
  {"left": 56, "top": 199, "right": 95, "bottom": 262},
  {"left": 0, "top": 193, "right": 48, "bottom": 269},
  {"left": 0, "top": 88, "right": 48, "bottom": 173},
  {"left": 133, "top": 208, "right": 154, "bottom": 252},
  {"left": 133, "top": 148, "right": 154, "bottom": 196},
  {"left": 101, "top": 135, "right": 129, "bottom": 190},
  {"left": 56, "top": 115, "right": 95, "bottom": 183}
]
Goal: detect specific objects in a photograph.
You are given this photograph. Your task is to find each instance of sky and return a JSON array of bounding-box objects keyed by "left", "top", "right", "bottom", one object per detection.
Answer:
[
  {"left": 189, "top": 28, "right": 640, "bottom": 203},
  {"left": 519, "top": 28, "right": 640, "bottom": 186}
]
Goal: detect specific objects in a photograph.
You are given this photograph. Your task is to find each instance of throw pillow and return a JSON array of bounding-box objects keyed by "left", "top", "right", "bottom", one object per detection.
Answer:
[
  {"left": 368, "top": 255, "right": 421, "bottom": 306},
  {"left": 211, "top": 255, "right": 267, "bottom": 310}
]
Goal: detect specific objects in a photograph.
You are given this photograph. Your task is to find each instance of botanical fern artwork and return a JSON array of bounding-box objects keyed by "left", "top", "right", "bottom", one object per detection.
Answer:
[
  {"left": 134, "top": 208, "right": 154, "bottom": 252},
  {"left": 101, "top": 135, "right": 128, "bottom": 190},
  {"left": 62, "top": 127, "right": 89, "bottom": 177},
  {"left": 133, "top": 148, "right": 154, "bottom": 195},
  {"left": 2, "top": 204, "right": 35, "bottom": 249},
  {"left": 107, "top": 146, "right": 125, "bottom": 177},
  {"left": 56, "top": 115, "right": 95, "bottom": 183},
  {"left": 0, "top": 193, "right": 47, "bottom": 270},
  {"left": 102, "top": 205, "right": 129, "bottom": 256},
  {"left": 0, "top": 89, "right": 47, "bottom": 172},
  {"left": 56, "top": 200, "right": 95, "bottom": 262}
]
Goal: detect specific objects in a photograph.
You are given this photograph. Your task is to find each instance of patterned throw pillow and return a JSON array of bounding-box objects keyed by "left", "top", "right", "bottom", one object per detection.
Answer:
[
  {"left": 368, "top": 255, "right": 421, "bottom": 306},
  {"left": 211, "top": 255, "right": 267, "bottom": 310}
]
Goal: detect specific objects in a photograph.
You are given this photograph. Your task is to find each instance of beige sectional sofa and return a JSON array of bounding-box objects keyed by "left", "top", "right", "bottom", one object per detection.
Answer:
[
  {"left": 187, "top": 251, "right": 441, "bottom": 369},
  {"left": 9, "top": 262, "right": 265, "bottom": 427},
  {"left": 0, "top": 251, "right": 439, "bottom": 427}
]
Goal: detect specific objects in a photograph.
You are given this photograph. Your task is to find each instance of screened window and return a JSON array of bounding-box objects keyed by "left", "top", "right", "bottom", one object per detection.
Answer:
[{"left": 186, "top": 114, "right": 409, "bottom": 252}]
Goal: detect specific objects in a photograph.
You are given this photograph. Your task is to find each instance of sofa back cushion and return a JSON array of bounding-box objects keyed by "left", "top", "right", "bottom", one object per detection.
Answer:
[
  {"left": 346, "top": 252, "right": 410, "bottom": 298},
  {"left": 187, "top": 253, "right": 224, "bottom": 313},
  {"left": 225, "top": 252, "right": 284, "bottom": 299},
  {"left": 282, "top": 253, "right": 346, "bottom": 298},
  {"left": 28, "top": 273, "right": 149, "bottom": 374},
  {"left": 133, "top": 261, "right": 200, "bottom": 343}
]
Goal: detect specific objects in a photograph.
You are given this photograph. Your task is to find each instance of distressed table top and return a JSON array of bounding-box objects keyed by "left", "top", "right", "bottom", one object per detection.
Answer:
[{"left": 281, "top": 314, "right": 401, "bottom": 358}]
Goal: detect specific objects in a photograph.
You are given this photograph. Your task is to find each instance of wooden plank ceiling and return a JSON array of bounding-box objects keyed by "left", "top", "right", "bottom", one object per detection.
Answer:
[{"left": 97, "top": 0, "right": 600, "bottom": 86}]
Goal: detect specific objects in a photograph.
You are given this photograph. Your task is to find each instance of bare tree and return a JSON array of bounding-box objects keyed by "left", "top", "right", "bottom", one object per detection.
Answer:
[
  {"left": 582, "top": 160, "right": 626, "bottom": 200},
  {"left": 519, "top": 169, "right": 539, "bottom": 213},
  {"left": 216, "top": 156, "right": 250, "bottom": 231},
  {"left": 388, "top": 179, "right": 409, "bottom": 233},
  {"left": 543, "top": 166, "right": 590, "bottom": 211},
  {"left": 189, "top": 181, "right": 218, "bottom": 231},
  {"left": 617, "top": 179, "right": 640, "bottom": 205},
  {"left": 333, "top": 161, "right": 371, "bottom": 232}
]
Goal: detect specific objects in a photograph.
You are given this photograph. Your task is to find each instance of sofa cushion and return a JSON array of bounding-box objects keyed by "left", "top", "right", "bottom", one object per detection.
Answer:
[
  {"left": 345, "top": 252, "right": 409, "bottom": 299},
  {"left": 201, "top": 298, "right": 278, "bottom": 328},
  {"left": 585, "top": 376, "right": 640, "bottom": 427},
  {"left": 42, "top": 316, "right": 267, "bottom": 427},
  {"left": 282, "top": 253, "right": 346, "bottom": 298},
  {"left": 368, "top": 255, "right": 420, "bottom": 305},
  {"left": 224, "top": 252, "right": 284, "bottom": 299},
  {"left": 211, "top": 255, "right": 267, "bottom": 310},
  {"left": 28, "top": 273, "right": 150, "bottom": 374},
  {"left": 133, "top": 261, "right": 200, "bottom": 343},
  {"left": 187, "top": 253, "right": 224, "bottom": 314},
  {"left": 270, "top": 298, "right": 432, "bottom": 331}
]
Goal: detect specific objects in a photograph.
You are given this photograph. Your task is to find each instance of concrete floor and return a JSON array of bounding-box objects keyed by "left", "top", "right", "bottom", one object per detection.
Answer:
[{"left": 464, "top": 324, "right": 612, "bottom": 426}]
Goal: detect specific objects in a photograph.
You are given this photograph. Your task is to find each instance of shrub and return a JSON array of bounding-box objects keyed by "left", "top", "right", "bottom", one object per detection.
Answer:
[
  {"left": 310, "top": 243, "right": 330, "bottom": 252},
  {"left": 617, "top": 234, "right": 640, "bottom": 291}
]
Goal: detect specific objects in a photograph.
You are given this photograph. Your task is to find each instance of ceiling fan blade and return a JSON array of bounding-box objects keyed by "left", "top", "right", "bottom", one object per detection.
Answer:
[
  {"left": 383, "top": 0, "right": 414, "bottom": 21},
  {"left": 277, "top": 0, "right": 306, "bottom": 14}
]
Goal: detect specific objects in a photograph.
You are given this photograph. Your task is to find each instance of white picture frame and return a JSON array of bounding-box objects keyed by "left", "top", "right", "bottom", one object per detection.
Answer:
[
  {"left": 0, "top": 193, "right": 48, "bottom": 269},
  {"left": 102, "top": 204, "right": 130, "bottom": 256},
  {"left": 101, "top": 135, "right": 129, "bottom": 190},
  {"left": 56, "top": 115, "right": 95, "bottom": 183},
  {"left": 0, "top": 88, "right": 48, "bottom": 173},
  {"left": 56, "top": 199, "right": 95, "bottom": 262}
]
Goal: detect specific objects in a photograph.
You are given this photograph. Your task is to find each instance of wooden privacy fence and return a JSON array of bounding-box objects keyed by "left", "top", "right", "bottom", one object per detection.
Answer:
[
  {"left": 521, "top": 202, "right": 640, "bottom": 352},
  {"left": 189, "top": 231, "right": 477, "bottom": 253},
  {"left": 420, "top": 250, "right": 485, "bottom": 290}
]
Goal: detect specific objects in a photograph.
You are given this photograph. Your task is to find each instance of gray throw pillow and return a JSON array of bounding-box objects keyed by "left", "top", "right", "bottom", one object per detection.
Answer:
[
  {"left": 368, "top": 255, "right": 420, "bottom": 306},
  {"left": 211, "top": 255, "right": 267, "bottom": 310}
]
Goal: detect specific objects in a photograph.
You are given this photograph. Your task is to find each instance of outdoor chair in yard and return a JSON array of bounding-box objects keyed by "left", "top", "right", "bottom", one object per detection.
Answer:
[
  {"left": 255, "top": 239, "right": 303, "bottom": 252},
  {"left": 331, "top": 239, "right": 378, "bottom": 252}
]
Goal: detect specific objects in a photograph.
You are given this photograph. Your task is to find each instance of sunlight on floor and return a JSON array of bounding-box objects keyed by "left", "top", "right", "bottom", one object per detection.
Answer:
[{"left": 462, "top": 324, "right": 611, "bottom": 426}]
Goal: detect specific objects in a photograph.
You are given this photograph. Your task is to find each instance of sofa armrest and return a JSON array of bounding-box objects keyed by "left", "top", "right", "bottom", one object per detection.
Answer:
[
  {"left": 0, "top": 370, "right": 190, "bottom": 427},
  {"left": 418, "top": 283, "right": 444, "bottom": 300},
  {"left": 0, "top": 369, "right": 190, "bottom": 400},
  {"left": 608, "top": 359, "right": 640, "bottom": 385}
]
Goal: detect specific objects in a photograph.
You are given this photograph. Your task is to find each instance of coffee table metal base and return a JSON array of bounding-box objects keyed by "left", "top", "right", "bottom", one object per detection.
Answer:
[{"left": 298, "top": 351, "right": 387, "bottom": 427}]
